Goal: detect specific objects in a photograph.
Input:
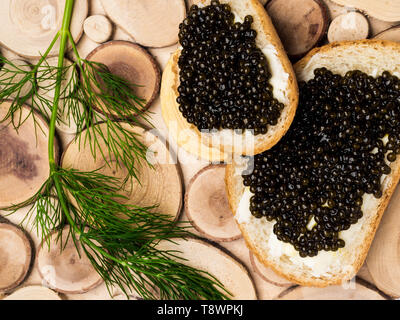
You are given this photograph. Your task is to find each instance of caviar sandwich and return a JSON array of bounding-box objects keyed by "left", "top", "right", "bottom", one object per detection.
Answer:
[
  {"left": 161, "top": 0, "right": 298, "bottom": 160},
  {"left": 226, "top": 40, "right": 400, "bottom": 286}
]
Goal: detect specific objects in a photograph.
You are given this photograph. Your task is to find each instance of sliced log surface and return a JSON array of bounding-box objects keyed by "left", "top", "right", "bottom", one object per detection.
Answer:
[
  {"left": 366, "top": 185, "right": 400, "bottom": 298},
  {"left": 278, "top": 283, "right": 386, "bottom": 300},
  {"left": 187, "top": 0, "right": 269, "bottom": 7},
  {"left": 323, "top": 0, "right": 349, "bottom": 20},
  {"left": 330, "top": 0, "right": 400, "bottom": 22},
  {"left": 374, "top": 26, "right": 400, "bottom": 42},
  {"left": 3, "top": 286, "right": 61, "bottom": 300},
  {"left": 0, "top": 102, "right": 56, "bottom": 209},
  {"left": 85, "top": 41, "right": 160, "bottom": 117},
  {"left": 111, "top": 294, "right": 143, "bottom": 300},
  {"left": 266, "top": 0, "right": 329, "bottom": 57},
  {"left": 0, "top": 0, "right": 88, "bottom": 58},
  {"left": 357, "top": 264, "right": 375, "bottom": 285},
  {"left": 61, "top": 124, "right": 183, "bottom": 221},
  {"left": 0, "top": 59, "right": 33, "bottom": 99},
  {"left": 249, "top": 252, "right": 292, "bottom": 287},
  {"left": 185, "top": 165, "right": 242, "bottom": 242},
  {"left": 157, "top": 238, "right": 257, "bottom": 300},
  {"left": 0, "top": 224, "right": 32, "bottom": 292},
  {"left": 327, "top": 12, "right": 369, "bottom": 43},
  {"left": 100, "top": 0, "right": 186, "bottom": 48},
  {"left": 37, "top": 57, "right": 77, "bottom": 99},
  {"left": 37, "top": 226, "right": 103, "bottom": 294},
  {"left": 84, "top": 15, "right": 113, "bottom": 43}
]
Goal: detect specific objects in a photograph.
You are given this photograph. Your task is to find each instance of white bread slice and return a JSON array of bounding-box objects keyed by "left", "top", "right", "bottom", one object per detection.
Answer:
[
  {"left": 226, "top": 40, "right": 400, "bottom": 287},
  {"left": 160, "top": 0, "right": 298, "bottom": 161}
]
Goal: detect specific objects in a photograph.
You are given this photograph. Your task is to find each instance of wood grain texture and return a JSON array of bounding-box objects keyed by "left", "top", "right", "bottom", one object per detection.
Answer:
[
  {"left": 185, "top": 165, "right": 242, "bottom": 242},
  {"left": 0, "top": 0, "right": 88, "bottom": 58},
  {"left": 100, "top": 0, "right": 186, "bottom": 48},
  {"left": 266, "top": 0, "right": 329, "bottom": 57},
  {"left": 367, "top": 185, "right": 400, "bottom": 298},
  {"left": 37, "top": 227, "right": 103, "bottom": 294},
  {"left": 0, "top": 102, "right": 57, "bottom": 209},
  {"left": 157, "top": 238, "right": 258, "bottom": 300},
  {"left": 0, "top": 224, "right": 32, "bottom": 292},
  {"left": 85, "top": 41, "right": 161, "bottom": 117},
  {"left": 330, "top": 0, "right": 400, "bottom": 22}
]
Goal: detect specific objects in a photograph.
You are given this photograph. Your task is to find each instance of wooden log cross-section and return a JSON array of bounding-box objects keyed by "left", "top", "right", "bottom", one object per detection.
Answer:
[
  {"left": 330, "top": 0, "right": 400, "bottom": 22},
  {"left": 277, "top": 283, "right": 387, "bottom": 300},
  {"left": 0, "top": 223, "right": 32, "bottom": 293},
  {"left": 37, "top": 226, "right": 103, "bottom": 294},
  {"left": 85, "top": 41, "right": 161, "bottom": 117},
  {"left": 100, "top": 0, "right": 186, "bottom": 48},
  {"left": 185, "top": 165, "right": 242, "bottom": 242},
  {"left": 327, "top": 12, "right": 370, "bottom": 43},
  {"left": 0, "top": 0, "right": 88, "bottom": 58},
  {"left": 266, "top": 0, "right": 329, "bottom": 57},
  {"left": 157, "top": 238, "right": 258, "bottom": 300},
  {"left": 3, "top": 286, "right": 61, "bottom": 300},
  {"left": 374, "top": 26, "right": 400, "bottom": 42},
  {"left": 83, "top": 15, "right": 113, "bottom": 43},
  {"left": 0, "top": 102, "right": 56, "bottom": 209},
  {"left": 366, "top": 185, "right": 400, "bottom": 299}
]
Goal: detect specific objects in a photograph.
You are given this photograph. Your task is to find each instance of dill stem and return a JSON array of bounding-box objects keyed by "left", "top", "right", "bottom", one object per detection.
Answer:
[{"left": 47, "top": 0, "right": 79, "bottom": 232}]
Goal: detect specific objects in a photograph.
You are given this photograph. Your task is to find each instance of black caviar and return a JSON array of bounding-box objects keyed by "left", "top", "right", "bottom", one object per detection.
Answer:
[
  {"left": 177, "top": 0, "right": 283, "bottom": 135},
  {"left": 243, "top": 68, "right": 400, "bottom": 257}
]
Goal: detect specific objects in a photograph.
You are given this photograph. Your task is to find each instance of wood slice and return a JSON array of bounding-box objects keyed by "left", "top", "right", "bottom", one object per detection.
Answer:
[
  {"left": 0, "top": 0, "right": 88, "bottom": 58},
  {"left": 278, "top": 283, "right": 386, "bottom": 300},
  {"left": 369, "top": 20, "right": 399, "bottom": 38},
  {"left": 328, "top": 12, "right": 369, "bottom": 43},
  {"left": 187, "top": 0, "right": 269, "bottom": 7},
  {"left": 357, "top": 263, "right": 375, "bottom": 285},
  {"left": 185, "top": 165, "right": 242, "bottom": 242},
  {"left": 323, "top": 0, "right": 349, "bottom": 20},
  {"left": 374, "top": 26, "right": 400, "bottom": 42},
  {"left": 0, "top": 101, "right": 56, "bottom": 209},
  {"left": 85, "top": 41, "right": 161, "bottom": 117},
  {"left": 37, "top": 226, "right": 103, "bottom": 294},
  {"left": 3, "top": 286, "right": 61, "bottom": 300},
  {"left": 0, "top": 59, "right": 33, "bottom": 99},
  {"left": 266, "top": 0, "right": 329, "bottom": 57},
  {"left": 100, "top": 0, "right": 186, "bottom": 48},
  {"left": 61, "top": 123, "right": 183, "bottom": 221},
  {"left": 249, "top": 252, "right": 292, "bottom": 287},
  {"left": 157, "top": 238, "right": 257, "bottom": 300},
  {"left": 330, "top": 0, "right": 400, "bottom": 22},
  {"left": 111, "top": 294, "right": 143, "bottom": 300},
  {"left": 84, "top": 15, "right": 113, "bottom": 43},
  {"left": 366, "top": 185, "right": 400, "bottom": 298},
  {"left": 0, "top": 223, "right": 32, "bottom": 292}
]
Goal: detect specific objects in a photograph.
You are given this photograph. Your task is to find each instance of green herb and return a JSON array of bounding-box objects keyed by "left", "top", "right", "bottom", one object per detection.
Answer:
[{"left": 1, "top": 0, "right": 231, "bottom": 300}]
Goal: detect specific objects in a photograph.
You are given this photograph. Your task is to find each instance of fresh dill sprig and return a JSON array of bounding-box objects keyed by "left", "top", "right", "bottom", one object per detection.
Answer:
[
  {"left": 57, "top": 168, "right": 231, "bottom": 300},
  {"left": 0, "top": 0, "right": 231, "bottom": 300}
]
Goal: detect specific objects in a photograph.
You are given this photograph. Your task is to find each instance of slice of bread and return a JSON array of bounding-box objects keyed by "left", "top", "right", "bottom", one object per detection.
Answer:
[
  {"left": 160, "top": 0, "right": 298, "bottom": 160},
  {"left": 226, "top": 40, "right": 400, "bottom": 287}
]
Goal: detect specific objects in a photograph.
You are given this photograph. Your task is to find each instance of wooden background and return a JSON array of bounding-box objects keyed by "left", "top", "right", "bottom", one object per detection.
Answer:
[{"left": 0, "top": 0, "right": 400, "bottom": 300}]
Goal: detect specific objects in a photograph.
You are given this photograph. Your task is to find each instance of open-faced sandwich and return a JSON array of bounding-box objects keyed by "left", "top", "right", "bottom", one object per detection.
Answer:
[
  {"left": 161, "top": 0, "right": 298, "bottom": 160},
  {"left": 226, "top": 40, "right": 400, "bottom": 286}
]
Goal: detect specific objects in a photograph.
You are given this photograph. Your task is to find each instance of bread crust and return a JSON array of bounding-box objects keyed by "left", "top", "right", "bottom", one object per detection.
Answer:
[
  {"left": 160, "top": 0, "right": 298, "bottom": 161},
  {"left": 226, "top": 40, "right": 400, "bottom": 287}
]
